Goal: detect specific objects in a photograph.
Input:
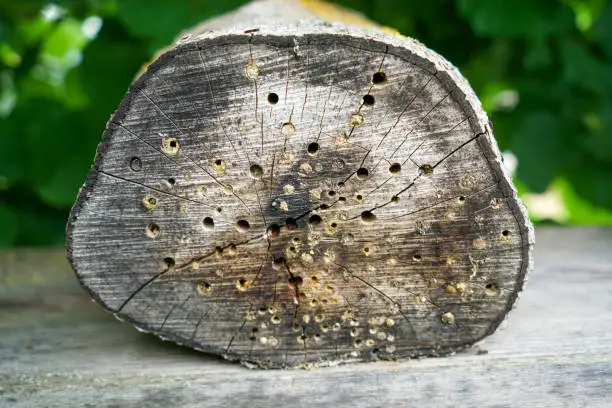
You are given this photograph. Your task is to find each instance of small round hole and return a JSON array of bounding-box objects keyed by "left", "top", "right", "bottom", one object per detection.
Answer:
[
  {"left": 372, "top": 72, "right": 387, "bottom": 85},
  {"left": 338, "top": 196, "right": 346, "bottom": 202},
  {"left": 236, "top": 219, "right": 250, "bottom": 233},
  {"left": 363, "top": 94, "right": 375, "bottom": 106},
  {"left": 308, "top": 214, "right": 322, "bottom": 226},
  {"left": 328, "top": 190, "right": 336, "bottom": 197},
  {"left": 389, "top": 163, "right": 401, "bottom": 174},
  {"left": 267, "top": 92, "right": 279, "bottom": 104},
  {"left": 203, "top": 217, "right": 215, "bottom": 230},
  {"left": 129, "top": 157, "right": 142, "bottom": 172},
  {"left": 267, "top": 223, "right": 281, "bottom": 238},
  {"left": 412, "top": 254, "right": 422, "bottom": 262},
  {"left": 419, "top": 164, "right": 433, "bottom": 175},
  {"left": 169, "top": 140, "right": 177, "bottom": 148},
  {"left": 361, "top": 210, "right": 376, "bottom": 223},
  {"left": 458, "top": 196, "right": 466, "bottom": 203},
  {"left": 250, "top": 164, "right": 263, "bottom": 179},
  {"left": 163, "top": 257, "right": 175, "bottom": 267},
  {"left": 167, "top": 177, "right": 176, "bottom": 186},
  {"left": 485, "top": 283, "right": 501, "bottom": 297},
  {"left": 355, "top": 194, "right": 363, "bottom": 202},
  {"left": 390, "top": 196, "right": 400, "bottom": 204},
  {"left": 356, "top": 168, "right": 369, "bottom": 179},
  {"left": 146, "top": 222, "right": 160, "bottom": 239},
  {"left": 307, "top": 142, "right": 320, "bottom": 156},
  {"left": 319, "top": 204, "right": 330, "bottom": 210}
]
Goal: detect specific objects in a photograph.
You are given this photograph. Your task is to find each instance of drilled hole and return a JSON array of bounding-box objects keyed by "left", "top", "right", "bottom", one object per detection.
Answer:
[
  {"left": 308, "top": 214, "right": 322, "bottom": 226},
  {"left": 250, "top": 164, "right": 263, "bottom": 179},
  {"left": 146, "top": 222, "right": 160, "bottom": 239},
  {"left": 361, "top": 211, "right": 376, "bottom": 223},
  {"left": 319, "top": 204, "right": 330, "bottom": 210},
  {"left": 355, "top": 194, "right": 363, "bottom": 202},
  {"left": 167, "top": 177, "right": 176, "bottom": 186},
  {"left": 267, "top": 92, "right": 279, "bottom": 104},
  {"left": 307, "top": 142, "right": 320, "bottom": 156},
  {"left": 363, "top": 94, "right": 375, "bottom": 106},
  {"left": 163, "top": 257, "right": 175, "bottom": 267},
  {"left": 502, "top": 229, "right": 511, "bottom": 237},
  {"left": 372, "top": 71, "right": 387, "bottom": 85},
  {"left": 203, "top": 217, "right": 215, "bottom": 230},
  {"left": 485, "top": 283, "right": 501, "bottom": 297},
  {"left": 328, "top": 190, "right": 336, "bottom": 197},
  {"left": 236, "top": 219, "right": 250, "bottom": 233},
  {"left": 356, "top": 168, "right": 369, "bottom": 179},
  {"left": 420, "top": 164, "right": 433, "bottom": 175},
  {"left": 338, "top": 196, "right": 346, "bottom": 202},
  {"left": 389, "top": 163, "right": 401, "bottom": 174},
  {"left": 413, "top": 254, "right": 422, "bottom": 262},
  {"left": 391, "top": 196, "right": 400, "bottom": 204},
  {"left": 129, "top": 157, "right": 142, "bottom": 172},
  {"left": 267, "top": 224, "right": 281, "bottom": 238},
  {"left": 458, "top": 196, "right": 466, "bottom": 203}
]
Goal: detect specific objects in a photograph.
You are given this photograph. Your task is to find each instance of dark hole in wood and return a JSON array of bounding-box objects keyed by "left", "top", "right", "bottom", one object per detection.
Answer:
[
  {"left": 338, "top": 196, "right": 346, "bottom": 202},
  {"left": 337, "top": 181, "right": 345, "bottom": 187},
  {"left": 391, "top": 196, "right": 400, "bottom": 204},
  {"left": 167, "top": 177, "right": 176, "bottom": 185},
  {"left": 273, "top": 257, "right": 286, "bottom": 269},
  {"left": 267, "top": 92, "right": 279, "bottom": 104},
  {"left": 419, "top": 164, "right": 433, "bottom": 175},
  {"left": 169, "top": 140, "right": 177, "bottom": 148},
  {"left": 147, "top": 197, "right": 157, "bottom": 206},
  {"left": 307, "top": 142, "right": 320, "bottom": 155},
  {"left": 319, "top": 204, "right": 330, "bottom": 210},
  {"left": 328, "top": 190, "right": 336, "bottom": 197},
  {"left": 163, "top": 257, "right": 175, "bottom": 267},
  {"left": 356, "top": 167, "right": 369, "bottom": 179},
  {"left": 236, "top": 219, "right": 250, "bottom": 232},
  {"left": 372, "top": 71, "right": 387, "bottom": 84},
  {"left": 250, "top": 164, "right": 264, "bottom": 179},
  {"left": 502, "top": 230, "right": 511, "bottom": 237},
  {"left": 459, "top": 196, "right": 466, "bottom": 203},
  {"left": 356, "top": 194, "right": 363, "bottom": 201},
  {"left": 363, "top": 94, "right": 375, "bottom": 106},
  {"left": 288, "top": 275, "right": 303, "bottom": 287},
  {"left": 215, "top": 159, "right": 223, "bottom": 166},
  {"left": 413, "top": 254, "right": 422, "bottom": 262},
  {"left": 129, "top": 157, "right": 142, "bottom": 172},
  {"left": 308, "top": 214, "right": 322, "bottom": 226},
  {"left": 267, "top": 223, "right": 281, "bottom": 238},
  {"left": 361, "top": 210, "right": 376, "bottom": 223},
  {"left": 330, "top": 223, "right": 337, "bottom": 228},
  {"left": 203, "top": 217, "right": 215, "bottom": 230},
  {"left": 389, "top": 163, "right": 401, "bottom": 174}
]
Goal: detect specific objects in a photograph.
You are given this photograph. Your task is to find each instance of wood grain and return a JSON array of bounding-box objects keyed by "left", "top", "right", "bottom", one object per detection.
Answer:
[
  {"left": 66, "top": 0, "right": 533, "bottom": 368},
  {"left": 1, "top": 228, "right": 610, "bottom": 407}
]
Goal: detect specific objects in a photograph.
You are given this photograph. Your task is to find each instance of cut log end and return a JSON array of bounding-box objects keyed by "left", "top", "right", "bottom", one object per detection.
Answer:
[{"left": 67, "top": 8, "right": 533, "bottom": 369}]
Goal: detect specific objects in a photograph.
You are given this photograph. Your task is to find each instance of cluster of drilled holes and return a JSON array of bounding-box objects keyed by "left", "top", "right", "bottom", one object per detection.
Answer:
[
  {"left": 307, "top": 142, "right": 320, "bottom": 156},
  {"left": 419, "top": 164, "right": 433, "bottom": 175},
  {"left": 356, "top": 167, "right": 369, "bottom": 179},
  {"left": 362, "top": 94, "right": 375, "bottom": 106},
  {"left": 236, "top": 219, "right": 250, "bottom": 233},
  {"left": 129, "top": 157, "right": 142, "bottom": 172},
  {"left": 203, "top": 217, "right": 215, "bottom": 230},
  {"left": 361, "top": 211, "right": 376, "bottom": 223},
  {"left": 267, "top": 92, "right": 279, "bottom": 104},
  {"left": 250, "top": 164, "right": 263, "bottom": 179},
  {"left": 372, "top": 71, "right": 387, "bottom": 85},
  {"left": 388, "top": 163, "right": 401, "bottom": 174},
  {"left": 146, "top": 222, "right": 160, "bottom": 239}
]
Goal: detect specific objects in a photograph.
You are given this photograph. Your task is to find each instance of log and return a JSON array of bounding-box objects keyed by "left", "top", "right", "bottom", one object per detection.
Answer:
[{"left": 67, "top": 0, "right": 534, "bottom": 368}]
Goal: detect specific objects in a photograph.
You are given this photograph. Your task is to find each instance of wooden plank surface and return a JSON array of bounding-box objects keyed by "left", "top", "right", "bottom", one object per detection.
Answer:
[{"left": 0, "top": 227, "right": 610, "bottom": 407}]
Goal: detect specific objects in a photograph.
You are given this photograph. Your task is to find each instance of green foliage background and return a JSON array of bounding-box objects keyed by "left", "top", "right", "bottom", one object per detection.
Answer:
[{"left": 1, "top": 0, "right": 611, "bottom": 247}]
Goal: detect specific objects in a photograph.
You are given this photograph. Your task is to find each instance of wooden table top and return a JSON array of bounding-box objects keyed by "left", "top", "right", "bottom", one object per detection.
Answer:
[{"left": 1, "top": 227, "right": 611, "bottom": 408}]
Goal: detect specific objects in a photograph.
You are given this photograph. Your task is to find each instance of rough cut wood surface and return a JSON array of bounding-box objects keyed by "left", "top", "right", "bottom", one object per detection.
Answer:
[
  {"left": 67, "top": 0, "right": 533, "bottom": 368},
  {"left": 1, "top": 228, "right": 610, "bottom": 407}
]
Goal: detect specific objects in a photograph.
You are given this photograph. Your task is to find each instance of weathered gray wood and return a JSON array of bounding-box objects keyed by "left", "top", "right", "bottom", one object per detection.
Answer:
[
  {"left": 67, "top": 0, "right": 533, "bottom": 368},
  {"left": 1, "top": 228, "right": 609, "bottom": 407}
]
